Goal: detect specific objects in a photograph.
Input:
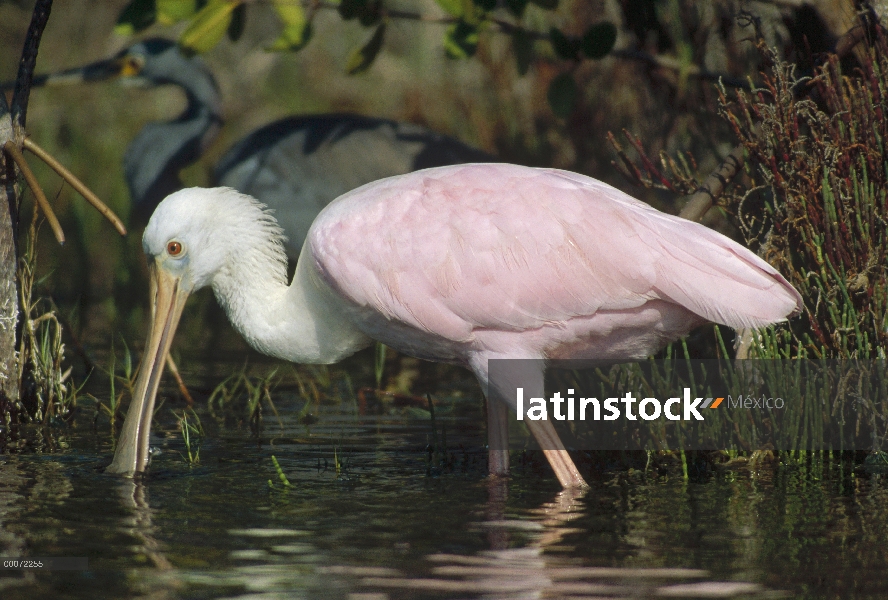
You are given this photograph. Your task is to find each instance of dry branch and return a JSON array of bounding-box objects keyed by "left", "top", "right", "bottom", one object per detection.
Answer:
[
  {"left": 3, "top": 141, "right": 64, "bottom": 244},
  {"left": 23, "top": 138, "right": 127, "bottom": 236}
]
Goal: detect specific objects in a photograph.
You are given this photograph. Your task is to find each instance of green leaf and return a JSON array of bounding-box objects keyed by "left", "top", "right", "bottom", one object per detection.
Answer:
[
  {"left": 547, "top": 72, "right": 576, "bottom": 118},
  {"left": 339, "top": 0, "right": 381, "bottom": 25},
  {"left": 346, "top": 23, "right": 386, "bottom": 75},
  {"left": 340, "top": 0, "right": 366, "bottom": 20},
  {"left": 549, "top": 27, "right": 580, "bottom": 60},
  {"left": 512, "top": 28, "right": 533, "bottom": 76},
  {"left": 505, "top": 0, "right": 527, "bottom": 18},
  {"left": 358, "top": 2, "right": 382, "bottom": 27},
  {"left": 472, "top": 0, "right": 496, "bottom": 11},
  {"left": 156, "top": 0, "right": 199, "bottom": 25},
  {"left": 581, "top": 22, "right": 617, "bottom": 59},
  {"left": 444, "top": 20, "right": 479, "bottom": 59},
  {"left": 271, "top": 455, "right": 292, "bottom": 487},
  {"left": 268, "top": 21, "right": 312, "bottom": 52},
  {"left": 115, "top": 0, "right": 157, "bottom": 36},
  {"left": 339, "top": 0, "right": 360, "bottom": 19},
  {"left": 179, "top": 0, "right": 241, "bottom": 54},
  {"left": 437, "top": 0, "right": 482, "bottom": 22},
  {"left": 529, "top": 0, "right": 558, "bottom": 9},
  {"left": 267, "top": 0, "right": 311, "bottom": 51},
  {"left": 434, "top": 0, "right": 463, "bottom": 17},
  {"left": 227, "top": 2, "right": 246, "bottom": 42},
  {"left": 271, "top": 0, "right": 306, "bottom": 27}
]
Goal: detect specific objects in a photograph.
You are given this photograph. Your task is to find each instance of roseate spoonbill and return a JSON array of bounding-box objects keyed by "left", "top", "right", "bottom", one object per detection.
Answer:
[
  {"left": 26, "top": 38, "right": 494, "bottom": 256},
  {"left": 107, "top": 164, "right": 802, "bottom": 487}
]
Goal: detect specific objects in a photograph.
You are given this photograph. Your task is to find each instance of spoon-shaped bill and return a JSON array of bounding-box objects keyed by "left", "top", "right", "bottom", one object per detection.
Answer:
[{"left": 106, "top": 263, "right": 191, "bottom": 476}]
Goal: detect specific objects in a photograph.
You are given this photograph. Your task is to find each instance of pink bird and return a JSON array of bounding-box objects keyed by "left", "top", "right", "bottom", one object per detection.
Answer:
[{"left": 107, "top": 163, "right": 802, "bottom": 487}]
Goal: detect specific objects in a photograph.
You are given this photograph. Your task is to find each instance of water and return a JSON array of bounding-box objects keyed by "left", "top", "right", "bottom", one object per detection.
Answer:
[{"left": 2, "top": 365, "right": 888, "bottom": 599}]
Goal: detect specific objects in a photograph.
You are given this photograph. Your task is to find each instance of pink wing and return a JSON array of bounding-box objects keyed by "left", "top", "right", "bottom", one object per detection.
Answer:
[{"left": 307, "top": 164, "right": 801, "bottom": 345}]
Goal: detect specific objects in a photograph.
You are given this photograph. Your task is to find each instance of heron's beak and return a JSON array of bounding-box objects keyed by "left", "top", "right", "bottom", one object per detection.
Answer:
[
  {"left": 1, "top": 56, "right": 134, "bottom": 91},
  {"left": 106, "top": 262, "right": 190, "bottom": 476}
]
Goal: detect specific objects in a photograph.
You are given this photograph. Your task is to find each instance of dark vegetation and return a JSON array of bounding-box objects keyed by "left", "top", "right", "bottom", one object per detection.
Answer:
[{"left": 616, "top": 10, "right": 887, "bottom": 360}]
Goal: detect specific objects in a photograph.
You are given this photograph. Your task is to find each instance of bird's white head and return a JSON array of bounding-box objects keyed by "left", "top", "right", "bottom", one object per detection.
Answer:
[
  {"left": 107, "top": 187, "right": 287, "bottom": 477},
  {"left": 143, "top": 187, "right": 288, "bottom": 293}
]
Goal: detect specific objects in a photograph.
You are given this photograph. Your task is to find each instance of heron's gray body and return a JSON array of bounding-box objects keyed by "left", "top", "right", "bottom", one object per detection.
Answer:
[
  {"left": 215, "top": 114, "right": 494, "bottom": 254},
  {"left": 94, "top": 39, "right": 495, "bottom": 255}
]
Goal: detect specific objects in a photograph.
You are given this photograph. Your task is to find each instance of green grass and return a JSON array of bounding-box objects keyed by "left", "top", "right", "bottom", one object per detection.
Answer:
[
  {"left": 174, "top": 407, "right": 203, "bottom": 466},
  {"left": 269, "top": 454, "right": 293, "bottom": 489}
]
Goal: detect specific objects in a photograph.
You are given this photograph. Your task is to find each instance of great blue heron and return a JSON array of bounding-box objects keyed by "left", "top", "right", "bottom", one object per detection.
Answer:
[
  {"left": 108, "top": 165, "right": 802, "bottom": 484},
  {"left": 31, "top": 38, "right": 495, "bottom": 256}
]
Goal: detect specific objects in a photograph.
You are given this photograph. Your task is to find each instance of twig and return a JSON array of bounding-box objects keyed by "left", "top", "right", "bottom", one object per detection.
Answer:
[
  {"left": 3, "top": 141, "right": 64, "bottom": 244},
  {"left": 165, "top": 355, "right": 195, "bottom": 407},
  {"left": 11, "top": 0, "right": 53, "bottom": 129},
  {"left": 23, "top": 137, "right": 127, "bottom": 236},
  {"left": 50, "top": 295, "right": 95, "bottom": 373},
  {"left": 678, "top": 143, "right": 746, "bottom": 221},
  {"left": 835, "top": 22, "right": 867, "bottom": 57},
  {"left": 0, "top": 79, "right": 8, "bottom": 116},
  {"left": 611, "top": 49, "right": 749, "bottom": 89}
]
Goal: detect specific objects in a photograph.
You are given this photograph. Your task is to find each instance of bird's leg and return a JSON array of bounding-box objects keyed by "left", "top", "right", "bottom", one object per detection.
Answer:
[
  {"left": 472, "top": 356, "right": 588, "bottom": 488},
  {"left": 487, "top": 397, "right": 510, "bottom": 477},
  {"left": 486, "top": 472, "right": 509, "bottom": 550},
  {"left": 525, "top": 419, "right": 588, "bottom": 488}
]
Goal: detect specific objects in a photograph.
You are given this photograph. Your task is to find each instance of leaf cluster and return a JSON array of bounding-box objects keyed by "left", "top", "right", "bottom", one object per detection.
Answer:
[{"left": 114, "top": 0, "right": 617, "bottom": 117}]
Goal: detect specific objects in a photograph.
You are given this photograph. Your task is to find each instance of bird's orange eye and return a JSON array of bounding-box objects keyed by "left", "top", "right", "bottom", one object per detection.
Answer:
[{"left": 167, "top": 241, "right": 183, "bottom": 256}]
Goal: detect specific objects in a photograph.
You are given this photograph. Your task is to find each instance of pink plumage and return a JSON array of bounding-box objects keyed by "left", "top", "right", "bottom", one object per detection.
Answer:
[{"left": 309, "top": 164, "right": 801, "bottom": 363}]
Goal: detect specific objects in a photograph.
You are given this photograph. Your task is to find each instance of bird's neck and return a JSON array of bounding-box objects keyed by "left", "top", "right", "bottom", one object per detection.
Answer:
[
  {"left": 125, "top": 61, "right": 223, "bottom": 215},
  {"left": 211, "top": 246, "right": 371, "bottom": 365},
  {"left": 157, "top": 52, "right": 223, "bottom": 121}
]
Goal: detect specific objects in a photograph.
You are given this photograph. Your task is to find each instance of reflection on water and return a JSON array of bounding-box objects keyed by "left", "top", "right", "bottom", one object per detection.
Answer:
[
  {"left": 1, "top": 381, "right": 888, "bottom": 599},
  {"left": 355, "top": 484, "right": 766, "bottom": 598}
]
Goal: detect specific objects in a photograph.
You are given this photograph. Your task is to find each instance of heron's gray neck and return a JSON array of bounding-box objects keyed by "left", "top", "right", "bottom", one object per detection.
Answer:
[
  {"left": 162, "top": 54, "right": 221, "bottom": 115},
  {"left": 211, "top": 245, "right": 371, "bottom": 365},
  {"left": 124, "top": 58, "right": 223, "bottom": 216}
]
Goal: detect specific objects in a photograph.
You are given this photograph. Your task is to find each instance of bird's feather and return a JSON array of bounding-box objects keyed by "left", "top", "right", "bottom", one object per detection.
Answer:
[{"left": 308, "top": 164, "right": 801, "bottom": 358}]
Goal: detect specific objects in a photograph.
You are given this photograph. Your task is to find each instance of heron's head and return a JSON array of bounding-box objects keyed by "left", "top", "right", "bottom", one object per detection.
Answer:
[
  {"left": 12, "top": 38, "right": 222, "bottom": 225},
  {"left": 22, "top": 37, "right": 211, "bottom": 90},
  {"left": 109, "top": 38, "right": 196, "bottom": 88}
]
